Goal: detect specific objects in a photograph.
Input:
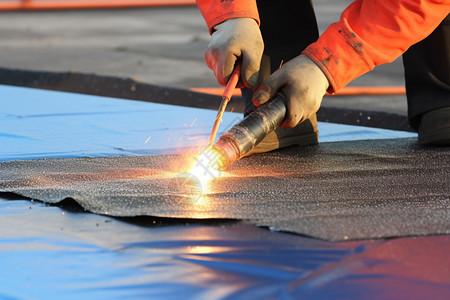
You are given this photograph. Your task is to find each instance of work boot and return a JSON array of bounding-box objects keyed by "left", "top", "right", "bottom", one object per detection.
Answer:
[
  {"left": 418, "top": 107, "right": 450, "bottom": 146},
  {"left": 245, "top": 114, "right": 318, "bottom": 155}
]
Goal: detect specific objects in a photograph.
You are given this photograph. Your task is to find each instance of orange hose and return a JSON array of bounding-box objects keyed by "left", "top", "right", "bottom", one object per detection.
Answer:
[
  {"left": 191, "top": 87, "right": 242, "bottom": 97},
  {"left": 334, "top": 86, "right": 406, "bottom": 96},
  {"left": 0, "top": 0, "right": 196, "bottom": 11},
  {"left": 190, "top": 86, "right": 406, "bottom": 97}
]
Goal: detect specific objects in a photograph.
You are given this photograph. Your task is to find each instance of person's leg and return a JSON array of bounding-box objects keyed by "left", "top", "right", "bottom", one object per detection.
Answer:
[
  {"left": 403, "top": 14, "right": 450, "bottom": 145},
  {"left": 243, "top": 0, "right": 319, "bottom": 114},
  {"left": 242, "top": 0, "right": 320, "bottom": 153}
]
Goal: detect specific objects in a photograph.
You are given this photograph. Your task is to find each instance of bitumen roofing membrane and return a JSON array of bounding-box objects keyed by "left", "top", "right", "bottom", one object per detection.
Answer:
[{"left": 1, "top": 138, "right": 449, "bottom": 241}]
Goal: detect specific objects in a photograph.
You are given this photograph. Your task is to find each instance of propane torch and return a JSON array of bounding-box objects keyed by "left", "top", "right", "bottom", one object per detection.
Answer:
[
  {"left": 180, "top": 63, "right": 285, "bottom": 199},
  {"left": 206, "top": 65, "right": 287, "bottom": 171},
  {"left": 211, "top": 95, "right": 286, "bottom": 170}
]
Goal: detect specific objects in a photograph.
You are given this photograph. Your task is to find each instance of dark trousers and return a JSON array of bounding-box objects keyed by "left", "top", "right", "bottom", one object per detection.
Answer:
[
  {"left": 242, "top": 0, "right": 319, "bottom": 115},
  {"left": 243, "top": 1, "right": 450, "bottom": 130},
  {"left": 403, "top": 14, "right": 450, "bottom": 130}
]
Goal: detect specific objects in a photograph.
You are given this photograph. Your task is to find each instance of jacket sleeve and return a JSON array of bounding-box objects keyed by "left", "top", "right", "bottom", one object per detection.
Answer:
[
  {"left": 196, "top": 0, "right": 260, "bottom": 34},
  {"left": 303, "top": 0, "right": 450, "bottom": 93}
]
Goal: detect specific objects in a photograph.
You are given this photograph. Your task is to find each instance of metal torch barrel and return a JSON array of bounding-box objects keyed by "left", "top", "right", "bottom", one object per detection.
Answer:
[{"left": 213, "top": 95, "right": 286, "bottom": 170}]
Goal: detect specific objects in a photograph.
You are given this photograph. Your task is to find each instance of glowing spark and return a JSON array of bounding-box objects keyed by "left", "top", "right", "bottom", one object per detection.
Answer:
[
  {"left": 144, "top": 136, "right": 151, "bottom": 144},
  {"left": 174, "top": 147, "right": 227, "bottom": 202},
  {"left": 190, "top": 118, "right": 198, "bottom": 128},
  {"left": 230, "top": 107, "right": 235, "bottom": 113},
  {"left": 188, "top": 147, "right": 224, "bottom": 190},
  {"left": 187, "top": 136, "right": 200, "bottom": 140}
]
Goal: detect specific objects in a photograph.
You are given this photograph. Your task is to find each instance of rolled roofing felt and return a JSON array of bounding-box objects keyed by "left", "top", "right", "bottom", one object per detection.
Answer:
[{"left": 0, "top": 138, "right": 449, "bottom": 241}]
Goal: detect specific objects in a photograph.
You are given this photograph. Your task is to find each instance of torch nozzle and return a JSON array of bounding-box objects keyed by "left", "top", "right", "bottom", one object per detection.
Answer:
[{"left": 212, "top": 95, "right": 286, "bottom": 170}]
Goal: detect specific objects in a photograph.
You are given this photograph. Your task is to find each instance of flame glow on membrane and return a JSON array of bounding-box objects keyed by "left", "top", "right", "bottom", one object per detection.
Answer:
[
  {"left": 173, "top": 147, "right": 226, "bottom": 202},
  {"left": 189, "top": 148, "right": 223, "bottom": 189}
]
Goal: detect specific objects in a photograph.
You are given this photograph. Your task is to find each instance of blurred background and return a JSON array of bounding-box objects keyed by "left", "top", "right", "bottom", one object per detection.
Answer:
[{"left": 0, "top": 0, "right": 408, "bottom": 114}]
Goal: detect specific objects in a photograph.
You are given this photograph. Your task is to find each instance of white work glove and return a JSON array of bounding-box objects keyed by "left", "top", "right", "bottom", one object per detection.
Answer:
[
  {"left": 253, "top": 55, "right": 329, "bottom": 128},
  {"left": 205, "top": 18, "right": 264, "bottom": 88}
]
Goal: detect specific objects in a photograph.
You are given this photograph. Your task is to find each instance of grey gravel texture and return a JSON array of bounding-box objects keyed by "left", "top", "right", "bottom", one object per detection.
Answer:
[{"left": 1, "top": 138, "right": 449, "bottom": 241}]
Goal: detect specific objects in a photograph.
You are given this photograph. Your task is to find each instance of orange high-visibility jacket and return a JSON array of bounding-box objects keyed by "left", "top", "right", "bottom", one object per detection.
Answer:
[{"left": 197, "top": 0, "right": 450, "bottom": 93}]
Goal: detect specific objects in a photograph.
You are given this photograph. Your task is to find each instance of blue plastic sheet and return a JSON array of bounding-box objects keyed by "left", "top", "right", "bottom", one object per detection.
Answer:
[
  {"left": 0, "top": 84, "right": 416, "bottom": 161},
  {"left": 1, "top": 197, "right": 448, "bottom": 299},
  {"left": 0, "top": 85, "right": 447, "bottom": 299}
]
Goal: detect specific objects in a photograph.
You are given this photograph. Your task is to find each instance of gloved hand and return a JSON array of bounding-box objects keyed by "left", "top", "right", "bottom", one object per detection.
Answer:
[
  {"left": 205, "top": 18, "right": 264, "bottom": 89},
  {"left": 253, "top": 55, "right": 329, "bottom": 128}
]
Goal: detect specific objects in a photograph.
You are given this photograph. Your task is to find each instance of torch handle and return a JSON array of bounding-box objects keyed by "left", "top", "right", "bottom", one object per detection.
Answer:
[
  {"left": 207, "top": 63, "right": 241, "bottom": 146},
  {"left": 221, "top": 63, "right": 241, "bottom": 101}
]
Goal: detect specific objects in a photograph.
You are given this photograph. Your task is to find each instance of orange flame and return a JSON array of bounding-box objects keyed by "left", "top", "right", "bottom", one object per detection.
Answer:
[{"left": 188, "top": 147, "right": 223, "bottom": 191}]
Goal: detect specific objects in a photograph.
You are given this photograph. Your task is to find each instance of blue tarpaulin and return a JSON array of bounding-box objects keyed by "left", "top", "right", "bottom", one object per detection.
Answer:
[{"left": 0, "top": 85, "right": 416, "bottom": 161}]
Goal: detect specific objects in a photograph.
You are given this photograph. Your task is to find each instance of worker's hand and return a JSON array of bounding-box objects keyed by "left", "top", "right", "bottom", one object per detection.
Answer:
[
  {"left": 253, "top": 55, "right": 329, "bottom": 128},
  {"left": 205, "top": 18, "right": 264, "bottom": 89}
]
